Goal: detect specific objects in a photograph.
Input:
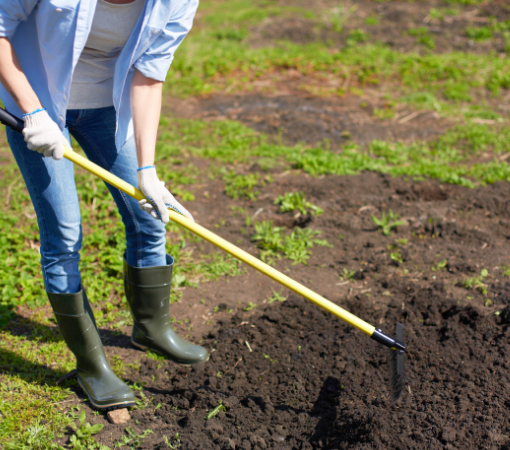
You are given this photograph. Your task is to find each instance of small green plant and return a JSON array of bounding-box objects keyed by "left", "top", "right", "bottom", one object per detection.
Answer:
[
  {"left": 465, "top": 26, "right": 492, "bottom": 41},
  {"left": 134, "top": 390, "right": 150, "bottom": 410},
  {"left": 347, "top": 29, "right": 369, "bottom": 45},
  {"left": 251, "top": 221, "right": 330, "bottom": 265},
  {"left": 267, "top": 290, "right": 287, "bottom": 303},
  {"left": 146, "top": 349, "right": 165, "bottom": 362},
  {"left": 371, "top": 211, "right": 406, "bottom": 236},
  {"left": 462, "top": 269, "right": 489, "bottom": 295},
  {"left": 114, "top": 427, "right": 153, "bottom": 449},
  {"left": 69, "top": 410, "right": 107, "bottom": 450},
  {"left": 263, "top": 353, "right": 278, "bottom": 364},
  {"left": 205, "top": 403, "right": 226, "bottom": 420},
  {"left": 389, "top": 249, "right": 403, "bottom": 264},
  {"left": 274, "top": 192, "right": 323, "bottom": 216},
  {"left": 501, "top": 264, "right": 510, "bottom": 277},
  {"left": 432, "top": 259, "right": 448, "bottom": 272},
  {"left": 408, "top": 27, "right": 435, "bottom": 49},
  {"left": 243, "top": 301, "right": 258, "bottom": 311},
  {"left": 339, "top": 268, "right": 355, "bottom": 281},
  {"left": 330, "top": 4, "right": 358, "bottom": 33},
  {"left": 223, "top": 171, "right": 260, "bottom": 200},
  {"left": 164, "top": 433, "right": 181, "bottom": 449}
]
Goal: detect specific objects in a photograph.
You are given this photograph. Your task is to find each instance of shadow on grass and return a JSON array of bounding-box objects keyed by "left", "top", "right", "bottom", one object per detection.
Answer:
[
  {"left": 4, "top": 311, "right": 133, "bottom": 348},
  {"left": 0, "top": 346, "right": 68, "bottom": 385}
]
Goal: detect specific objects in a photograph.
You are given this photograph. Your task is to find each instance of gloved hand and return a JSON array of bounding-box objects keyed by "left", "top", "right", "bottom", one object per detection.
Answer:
[
  {"left": 137, "top": 166, "right": 194, "bottom": 224},
  {"left": 22, "top": 108, "right": 68, "bottom": 160}
]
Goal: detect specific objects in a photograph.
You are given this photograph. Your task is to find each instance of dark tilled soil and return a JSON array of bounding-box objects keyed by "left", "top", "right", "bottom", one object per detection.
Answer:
[
  {"left": 170, "top": 93, "right": 450, "bottom": 149},
  {"left": 65, "top": 170, "right": 510, "bottom": 450}
]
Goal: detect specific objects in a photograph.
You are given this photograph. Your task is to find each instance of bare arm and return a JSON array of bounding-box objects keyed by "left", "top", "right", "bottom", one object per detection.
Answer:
[
  {"left": 130, "top": 69, "right": 163, "bottom": 167},
  {"left": 0, "top": 37, "right": 42, "bottom": 113}
]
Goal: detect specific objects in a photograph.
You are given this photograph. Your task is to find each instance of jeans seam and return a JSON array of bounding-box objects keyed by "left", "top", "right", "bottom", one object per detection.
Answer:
[{"left": 68, "top": 126, "right": 143, "bottom": 266}]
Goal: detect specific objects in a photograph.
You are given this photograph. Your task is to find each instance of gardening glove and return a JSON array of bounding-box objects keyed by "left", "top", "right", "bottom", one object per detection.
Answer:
[
  {"left": 22, "top": 108, "right": 68, "bottom": 160},
  {"left": 137, "top": 166, "right": 194, "bottom": 224}
]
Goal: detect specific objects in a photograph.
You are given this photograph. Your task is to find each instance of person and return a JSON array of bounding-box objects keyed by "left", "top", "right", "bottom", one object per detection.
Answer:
[{"left": 0, "top": 0, "right": 208, "bottom": 411}]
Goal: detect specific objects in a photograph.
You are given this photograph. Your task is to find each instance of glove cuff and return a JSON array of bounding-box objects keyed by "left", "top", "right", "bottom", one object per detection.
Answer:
[
  {"left": 137, "top": 166, "right": 160, "bottom": 188},
  {"left": 23, "top": 109, "right": 54, "bottom": 128}
]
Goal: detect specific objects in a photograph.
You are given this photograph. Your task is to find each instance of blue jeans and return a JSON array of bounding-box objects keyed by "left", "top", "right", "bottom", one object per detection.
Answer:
[{"left": 6, "top": 106, "right": 167, "bottom": 294}]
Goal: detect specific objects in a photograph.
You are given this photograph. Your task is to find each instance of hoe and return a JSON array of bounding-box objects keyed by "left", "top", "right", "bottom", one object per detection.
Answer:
[{"left": 0, "top": 107, "right": 406, "bottom": 403}]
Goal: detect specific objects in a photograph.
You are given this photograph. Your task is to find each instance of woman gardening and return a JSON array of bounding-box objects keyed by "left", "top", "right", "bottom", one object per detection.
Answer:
[{"left": 0, "top": 0, "right": 208, "bottom": 410}]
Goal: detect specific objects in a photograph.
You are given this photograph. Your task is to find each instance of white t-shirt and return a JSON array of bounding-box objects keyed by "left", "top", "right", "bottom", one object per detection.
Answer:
[{"left": 68, "top": 0, "right": 145, "bottom": 109}]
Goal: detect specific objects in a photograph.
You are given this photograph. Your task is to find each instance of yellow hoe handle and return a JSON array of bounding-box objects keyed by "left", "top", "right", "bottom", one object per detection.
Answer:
[{"left": 62, "top": 145, "right": 376, "bottom": 336}]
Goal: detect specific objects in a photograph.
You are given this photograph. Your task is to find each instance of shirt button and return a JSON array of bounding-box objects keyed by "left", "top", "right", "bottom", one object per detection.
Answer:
[
  {"left": 153, "top": 29, "right": 160, "bottom": 34},
  {"left": 56, "top": 8, "right": 62, "bottom": 12},
  {"left": 60, "top": 115, "right": 64, "bottom": 121},
  {"left": 63, "top": 94, "right": 67, "bottom": 100}
]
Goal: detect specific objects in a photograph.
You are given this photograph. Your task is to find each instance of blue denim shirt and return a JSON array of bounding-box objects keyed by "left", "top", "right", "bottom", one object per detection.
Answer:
[{"left": 0, "top": 0, "right": 198, "bottom": 150}]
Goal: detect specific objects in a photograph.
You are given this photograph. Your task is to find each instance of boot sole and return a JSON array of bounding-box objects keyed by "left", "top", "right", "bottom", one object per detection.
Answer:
[
  {"left": 131, "top": 337, "right": 210, "bottom": 366},
  {"left": 77, "top": 378, "right": 136, "bottom": 411}
]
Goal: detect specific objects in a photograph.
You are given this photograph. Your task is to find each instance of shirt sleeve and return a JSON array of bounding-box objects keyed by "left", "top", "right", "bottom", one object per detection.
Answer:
[
  {"left": 134, "top": 0, "right": 199, "bottom": 82},
  {"left": 0, "top": 0, "right": 39, "bottom": 37}
]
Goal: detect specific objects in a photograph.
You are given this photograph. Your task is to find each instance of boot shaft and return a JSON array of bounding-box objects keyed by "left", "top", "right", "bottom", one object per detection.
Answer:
[
  {"left": 123, "top": 254, "right": 174, "bottom": 327},
  {"left": 47, "top": 288, "right": 106, "bottom": 368}
]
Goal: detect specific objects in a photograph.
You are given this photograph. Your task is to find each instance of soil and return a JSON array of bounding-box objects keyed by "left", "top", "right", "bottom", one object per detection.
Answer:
[
  {"left": 170, "top": 93, "right": 450, "bottom": 149},
  {"left": 249, "top": 0, "right": 510, "bottom": 55},
  {"left": 5, "top": 0, "right": 510, "bottom": 448},
  {"left": 42, "top": 170, "right": 510, "bottom": 450}
]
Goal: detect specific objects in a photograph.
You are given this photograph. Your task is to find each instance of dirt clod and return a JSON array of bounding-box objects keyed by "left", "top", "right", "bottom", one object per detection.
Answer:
[{"left": 106, "top": 408, "right": 130, "bottom": 424}]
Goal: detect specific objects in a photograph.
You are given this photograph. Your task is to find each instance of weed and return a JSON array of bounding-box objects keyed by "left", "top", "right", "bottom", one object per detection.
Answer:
[
  {"left": 164, "top": 433, "right": 181, "bottom": 449},
  {"left": 465, "top": 26, "right": 493, "bottom": 41},
  {"left": 251, "top": 221, "right": 330, "bottom": 265},
  {"left": 347, "top": 29, "right": 369, "bottom": 45},
  {"left": 408, "top": 27, "right": 435, "bottom": 49},
  {"left": 205, "top": 403, "right": 226, "bottom": 420},
  {"left": 389, "top": 248, "right": 404, "bottom": 264},
  {"left": 462, "top": 269, "right": 489, "bottom": 295},
  {"left": 114, "top": 427, "right": 153, "bottom": 449},
  {"left": 329, "top": 5, "right": 358, "bottom": 33},
  {"left": 201, "top": 252, "right": 246, "bottom": 281},
  {"left": 134, "top": 390, "right": 151, "bottom": 410},
  {"left": 274, "top": 191, "right": 323, "bottom": 216},
  {"left": 263, "top": 353, "right": 278, "bottom": 364},
  {"left": 501, "top": 264, "right": 510, "bottom": 277},
  {"left": 243, "top": 302, "right": 258, "bottom": 311},
  {"left": 339, "top": 268, "right": 356, "bottom": 281},
  {"left": 69, "top": 409, "right": 107, "bottom": 450},
  {"left": 432, "top": 259, "right": 448, "bottom": 272},
  {"left": 146, "top": 350, "right": 165, "bottom": 362},
  {"left": 267, "top": 290, "right": 287, "bottom": 303},
  {"left": 224, "top": 171, "right": 261, "bottom": 200},
  {"left": 371, "top": 211, "right": 406, "bottom": 236}
]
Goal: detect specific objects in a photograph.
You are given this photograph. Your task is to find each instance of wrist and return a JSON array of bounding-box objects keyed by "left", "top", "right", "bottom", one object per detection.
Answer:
[
  {"left": 137, "top": 165, "right": 156, "bottom": 172},
  {"left": 23, "top": 107, "right": 46, "bottom": 117}
]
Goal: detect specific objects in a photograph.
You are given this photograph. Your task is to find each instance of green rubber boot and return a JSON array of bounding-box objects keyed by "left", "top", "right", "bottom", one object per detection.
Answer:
[
  {"left": 123, "top": 254, "right": 209, "bottom": 365},
  {"left": 47, "top": 288, "right": 136, "bottom": 410}
]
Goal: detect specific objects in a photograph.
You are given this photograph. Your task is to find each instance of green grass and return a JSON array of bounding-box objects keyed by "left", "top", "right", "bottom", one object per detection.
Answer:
[
  {"left": 156, "top": 118, "right": 510, "bottom": 188},
  {"left": 274, "top": 192, "right": 323, "bottom": 216},
  {"left": 251, "top": 220, "right": 331, "bottom": 265}
]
